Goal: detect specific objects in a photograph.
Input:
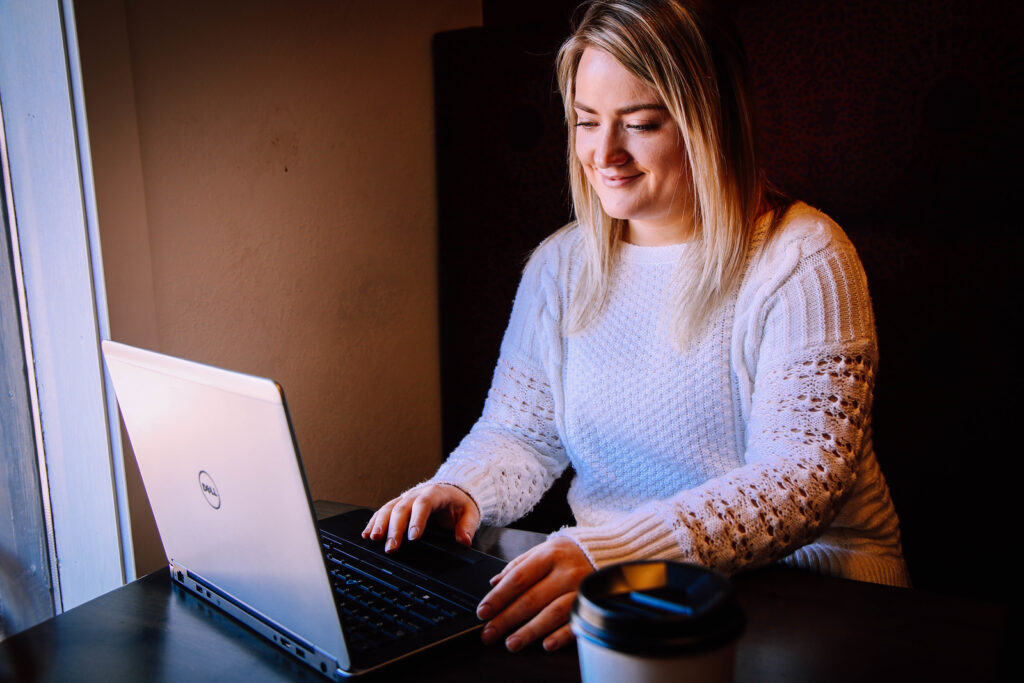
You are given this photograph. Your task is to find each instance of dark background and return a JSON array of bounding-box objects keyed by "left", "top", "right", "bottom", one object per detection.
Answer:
[{"left": 434, "top": 0, "right": 1022, "bottom": 604}]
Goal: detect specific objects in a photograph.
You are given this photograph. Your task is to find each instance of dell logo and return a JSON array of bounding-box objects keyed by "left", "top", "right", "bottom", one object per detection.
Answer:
[{"left": 198, "top": 471, "right": 221, "bottom": 509}]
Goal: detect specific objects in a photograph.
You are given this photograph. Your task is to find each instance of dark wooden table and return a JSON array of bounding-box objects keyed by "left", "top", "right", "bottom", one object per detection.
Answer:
[{"left": 1, "top": 503, "right": 1008, "bottom": 682}]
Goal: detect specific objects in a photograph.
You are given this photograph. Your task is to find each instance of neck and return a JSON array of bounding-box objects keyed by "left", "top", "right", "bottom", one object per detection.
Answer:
[{"left": 622, "top": 219, "right": 694, "bottom": 246}]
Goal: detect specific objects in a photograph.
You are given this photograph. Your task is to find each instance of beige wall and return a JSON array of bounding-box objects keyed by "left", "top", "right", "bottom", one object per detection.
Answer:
[{"left": 76, "top": 0, "right": 482, "bottom": 575}]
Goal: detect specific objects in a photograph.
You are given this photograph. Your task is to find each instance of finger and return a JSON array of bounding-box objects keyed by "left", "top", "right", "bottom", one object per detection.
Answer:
[
  {"left": 385, "top": 498, "right": 414, "bottom": 552},
  {"left": 489, "top": 556, "right": 520, "bottom": 585},
  {"left": 363, "top": 499, "right": 397, "bottom": 540},
  {"left": 482, "top": 575, "right": 570, "bottom": 648},
  {"left": 361, "top": 507, "right": 378, "bottom": 537},
  {"left": 505, "top": 591, "right": 577, "bottom": 653},
  {"left": 477, "top": 550, "right": 551, "bottom": 623},
  {"left": 407, "top": 493, "right": 439, "bottom": 541},
  {"left": 362, "top": 507, "right": 385, "bottom": 537},
  {"left": 489, "top": 543, "right": 540, "bottom": 585},
  {"left": 542, "top": 622, "right": 575, "bottom": 652},
  {"left": 454, "top": 500, "right": 481, "bottom": 546}
]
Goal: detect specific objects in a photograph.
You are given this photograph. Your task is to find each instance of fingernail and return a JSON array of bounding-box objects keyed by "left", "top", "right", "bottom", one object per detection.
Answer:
[
  {"left": 408, "top": 525, "right": 420, "bottom": 540},
  {"left": 476, "top": 602, "right": 493, "bottom": 620},
  {"left": 505, "top": 635, "right": 522, "bottom": 653},
  {"left": 488, "top": 574, "right": 500, "bottom": 586},
  {"left": 385, "top": 538, "right": 396, "bottom": 552},
  {"left": 371, "top": 525, "right": 382, "bottom": 539},
  {"left": 460, "top": 532, "right": 472, "bottom": 546},
  {"left": 542, "top": 637, "right": 557, "bottom": 651},
  {"left": 481, "top": 625, "right": 496, "bottom": 644}
]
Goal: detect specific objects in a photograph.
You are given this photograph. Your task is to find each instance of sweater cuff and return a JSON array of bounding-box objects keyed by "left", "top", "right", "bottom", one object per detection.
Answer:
[
  {"left": 552, "top": 513, "right": 681, "bottom": 569},
  {"left": 427, "top": 460, "right": 501, "bottom": 524}
]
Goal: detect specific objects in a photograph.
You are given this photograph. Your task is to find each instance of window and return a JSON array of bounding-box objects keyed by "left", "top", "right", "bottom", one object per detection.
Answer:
[{"left": 0, "top": 0, "right": 132, "bottom": 636}]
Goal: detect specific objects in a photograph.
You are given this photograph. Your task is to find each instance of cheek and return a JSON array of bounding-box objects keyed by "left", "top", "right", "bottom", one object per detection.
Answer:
[
  {"left": 640, "top": 139, "right": 675, "bottom": 166},
  {"left": 575, "top": 144, "right": 598, "bottom": 185},
  {"left": 649, "top": 147, "right": 688, "bottom": 187},
  {"left": 574, "top": 133, "right": 591, "bottom": 165}
]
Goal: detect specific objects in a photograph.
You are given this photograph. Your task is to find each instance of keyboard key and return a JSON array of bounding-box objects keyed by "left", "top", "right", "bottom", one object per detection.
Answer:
[{"left": 321, "top": 533, "right": 473, "bottom": 653}]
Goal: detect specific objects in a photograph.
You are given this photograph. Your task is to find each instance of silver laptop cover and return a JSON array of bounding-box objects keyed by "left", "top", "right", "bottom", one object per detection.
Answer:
[{"left": 102, "top": 341, "right": 349, "bottom": 671}]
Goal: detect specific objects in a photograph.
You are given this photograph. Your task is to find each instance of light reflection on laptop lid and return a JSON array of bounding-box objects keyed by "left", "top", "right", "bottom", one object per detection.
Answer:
[{"left": 102, "top": 340, "right": 350, "bottom": 673}]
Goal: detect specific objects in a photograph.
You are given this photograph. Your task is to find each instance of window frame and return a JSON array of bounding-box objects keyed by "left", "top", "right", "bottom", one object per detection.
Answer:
[{"left": 0, "top": 0, "right": 134, "bottom": 613}]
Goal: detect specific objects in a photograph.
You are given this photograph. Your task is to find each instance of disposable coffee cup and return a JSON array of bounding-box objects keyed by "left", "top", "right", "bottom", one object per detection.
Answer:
[{"left": 571, "top": 561, "right": 744, "bottom": 683}]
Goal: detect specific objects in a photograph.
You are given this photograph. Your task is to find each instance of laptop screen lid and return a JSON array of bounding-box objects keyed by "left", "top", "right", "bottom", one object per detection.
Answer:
[{"left": 101, "top": 341, "right": 349, "bottom": 671}]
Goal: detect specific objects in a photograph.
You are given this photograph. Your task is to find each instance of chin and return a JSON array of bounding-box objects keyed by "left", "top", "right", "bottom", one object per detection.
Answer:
[{"left": 597, "top": 201, "right": 637, "bottom": 222}]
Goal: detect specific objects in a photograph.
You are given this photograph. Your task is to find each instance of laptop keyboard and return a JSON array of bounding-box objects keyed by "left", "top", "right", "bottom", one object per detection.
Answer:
[{"left": 321, "top": 536, "right": 475, "bottom": 654}]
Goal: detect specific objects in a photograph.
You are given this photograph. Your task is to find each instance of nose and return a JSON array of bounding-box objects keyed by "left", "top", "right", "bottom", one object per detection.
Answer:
[{"left": 594, "top": 126, "right": 629, "bottom": 168}]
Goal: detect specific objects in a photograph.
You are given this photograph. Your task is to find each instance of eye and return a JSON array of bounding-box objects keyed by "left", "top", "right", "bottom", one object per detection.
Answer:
[
  {"left": 626, "top": 123, "right": 660, "bottom": 132},
  {"left": 575, "top": 120, "right": 598, "bottom": 129}
]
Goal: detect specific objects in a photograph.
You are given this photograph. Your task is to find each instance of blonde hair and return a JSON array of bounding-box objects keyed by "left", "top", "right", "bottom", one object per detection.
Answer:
[{"left": 555, "top": 0, "right": 787, "bottom": 346}]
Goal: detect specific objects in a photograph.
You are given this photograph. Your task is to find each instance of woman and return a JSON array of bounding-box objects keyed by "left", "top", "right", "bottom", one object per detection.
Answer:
[{"left": 365, "top": 0, "right": 909, "bottom": 653}]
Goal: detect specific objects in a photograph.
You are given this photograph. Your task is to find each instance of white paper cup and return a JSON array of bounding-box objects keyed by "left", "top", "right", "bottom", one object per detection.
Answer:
[{"left": 571, "top": 562, "right": 744, "bottom": 683}]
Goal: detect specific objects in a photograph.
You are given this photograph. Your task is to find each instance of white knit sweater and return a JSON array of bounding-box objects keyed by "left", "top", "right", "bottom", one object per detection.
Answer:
[{"left": 431, "top": 204, "right": 909, "bottom": 587}]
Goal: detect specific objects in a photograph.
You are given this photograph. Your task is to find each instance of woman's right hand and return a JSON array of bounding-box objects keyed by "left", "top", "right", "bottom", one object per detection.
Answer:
[{"left": 361, "top": 484, "right": 481, "bottom": 553}]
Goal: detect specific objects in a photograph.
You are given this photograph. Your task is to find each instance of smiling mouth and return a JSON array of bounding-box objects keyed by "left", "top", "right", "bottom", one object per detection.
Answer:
[{"left": 598, "top": 172, "right": 643, "bottom": 188}]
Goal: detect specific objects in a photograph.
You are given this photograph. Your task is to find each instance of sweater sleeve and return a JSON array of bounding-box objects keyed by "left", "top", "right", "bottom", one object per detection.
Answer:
[
  {"left": 427, "top": 237, "right": 571, "bottom": 526},
  {"left": 556, "top": 227, "right": 877, "bottom": 572}
]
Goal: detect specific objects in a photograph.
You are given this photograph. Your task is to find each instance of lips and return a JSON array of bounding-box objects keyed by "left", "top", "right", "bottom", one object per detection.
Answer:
[{"left": 598, "top": 171, "right": 643, "bottom": 188}]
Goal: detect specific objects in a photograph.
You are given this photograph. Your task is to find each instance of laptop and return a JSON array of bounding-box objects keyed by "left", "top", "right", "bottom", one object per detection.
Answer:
[{"left": 101, "top": 340, "right": 507, "bottom": 678}]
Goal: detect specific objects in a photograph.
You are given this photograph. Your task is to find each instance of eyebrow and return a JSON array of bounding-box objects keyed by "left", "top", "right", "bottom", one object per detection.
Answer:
[{"left": 573, "top": 102, "right": 668, "bottom": 115}]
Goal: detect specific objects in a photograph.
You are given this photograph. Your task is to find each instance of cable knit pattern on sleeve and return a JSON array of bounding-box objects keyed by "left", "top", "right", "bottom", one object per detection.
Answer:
[{"left": 432, "top": 353, "right": 569, "bottom": 526}]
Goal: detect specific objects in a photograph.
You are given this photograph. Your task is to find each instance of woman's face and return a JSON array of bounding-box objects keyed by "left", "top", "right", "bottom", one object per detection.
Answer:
[{"left": 573, "top": 48, "right": 692, "bottom": 245}]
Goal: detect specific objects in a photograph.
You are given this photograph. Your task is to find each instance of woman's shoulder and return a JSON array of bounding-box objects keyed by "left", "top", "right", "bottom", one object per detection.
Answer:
[
  {"left": 762, "top": 202, "right": 854, "bottom": 259},
  {"left": 751, "top": 202, "right": 860, "bottom": 278},
  {"left": 521, "top": 222, "right": 585, "bottom": 282},
  {"left": 499, "top": 223, "right": 583, "bottom": 323},
  {"left": 499, "top": 224, "right": 581, "bottom": 357},
  {"left": 531, "top": 222, "right": 584, "bottom": 262}
]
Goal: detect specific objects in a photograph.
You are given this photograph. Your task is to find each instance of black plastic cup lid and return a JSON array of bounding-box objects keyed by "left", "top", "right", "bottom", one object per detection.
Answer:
[{"left": 571, "top": 561, "right": 744, "bottom": 657}]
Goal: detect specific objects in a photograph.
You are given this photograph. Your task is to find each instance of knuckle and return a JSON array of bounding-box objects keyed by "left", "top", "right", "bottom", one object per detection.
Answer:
[
  {"left": 532, "top": 601, "right": 569, "bottom": 634},
  {"left": 420, "top": 488, "right": 446, "bottom": 508},
  {"left": 552, "top": 537, "right": 576, "bottom": 555},
  {"left": 518, "top": 593, "right": 541, "bottom": 615},
  {"left": 505, "top": 573, "right": 527, "bottom": 593},
  {"left": 400, "top": 488, "right": 424, "bottom": 504},
  {"left": 570, "top": 565, "right": 592, "bottom": 581},
  {"left": 428, "top": 483, "right": 450, "bottom": 496}
]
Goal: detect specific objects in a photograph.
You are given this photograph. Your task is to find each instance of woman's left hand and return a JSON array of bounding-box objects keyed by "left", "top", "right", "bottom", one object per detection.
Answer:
[{"left": 475, "top": 536, "right": 594, "bottom": 652}]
